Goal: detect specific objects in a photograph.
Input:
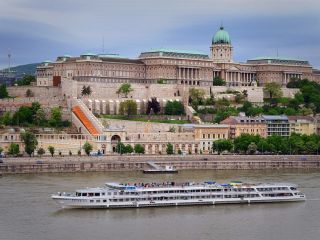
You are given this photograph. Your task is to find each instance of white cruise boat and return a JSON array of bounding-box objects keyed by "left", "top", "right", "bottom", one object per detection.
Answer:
[{"left": 52, "top": 181, "right": 306, "bottom": 209}]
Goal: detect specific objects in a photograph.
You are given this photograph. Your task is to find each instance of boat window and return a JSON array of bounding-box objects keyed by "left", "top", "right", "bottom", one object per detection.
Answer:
[
  {"left": 82, "top": 193, "right": 87, "bottom": 197},
  {"left": 94, "top": 193, "right": 100, "bottom": 196},
  {"left": 88, "top": 193, "right": 94, "bottom": 197},
  {"left": 103, "top": 200, "right": 107, "bottom": 202}
]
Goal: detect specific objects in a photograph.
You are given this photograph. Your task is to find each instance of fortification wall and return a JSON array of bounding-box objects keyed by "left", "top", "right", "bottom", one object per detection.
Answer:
[{"left": 8, "top": 86, "right": 62, "bottom": 98}]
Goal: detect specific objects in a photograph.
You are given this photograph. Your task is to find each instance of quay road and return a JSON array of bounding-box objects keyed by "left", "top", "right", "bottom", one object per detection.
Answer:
[{"left": 1, "top": 155, "right": 320, "bottom": 174}]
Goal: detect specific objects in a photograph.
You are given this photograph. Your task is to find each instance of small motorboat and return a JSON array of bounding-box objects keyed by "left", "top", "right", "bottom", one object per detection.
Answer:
[{"left": 143, "top": 165, "right": 178, "bottom": 174}]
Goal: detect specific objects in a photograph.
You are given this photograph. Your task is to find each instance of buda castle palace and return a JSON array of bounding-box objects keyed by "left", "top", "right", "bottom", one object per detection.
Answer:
[{"left": 36, "top": 26, "right": 320, "bottom": 88}]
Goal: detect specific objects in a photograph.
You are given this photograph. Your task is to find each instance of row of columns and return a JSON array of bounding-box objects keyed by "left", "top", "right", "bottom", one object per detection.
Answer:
[
  {"left": 213, "top": 71, "right": 220, "bottom": 78},
  {"left": 110, "top": 142, "right": 199, "bottom": 154},
  {"left": 283, "top": 73, "right": 301, "bottom": 84},
  {"left": 178, "top": 67, "right": 200, "bottom": 80},
  {"left": 85, "top": 98, "right": 181, "bottom": 115},
  {"left": 225, "top": 72, "right": 256, "bottom": 86}
]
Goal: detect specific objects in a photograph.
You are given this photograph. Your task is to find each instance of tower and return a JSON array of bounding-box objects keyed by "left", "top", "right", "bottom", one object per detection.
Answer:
[{"left": 210, "top": 26, "right": 233, "bottom": 63}]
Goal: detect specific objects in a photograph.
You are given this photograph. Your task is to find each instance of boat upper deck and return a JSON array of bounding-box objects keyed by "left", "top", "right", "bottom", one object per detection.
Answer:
[
  {"left": 73, "top": 181, "right": 298, "bottom": 194},
  {"left": 102, "top": 181, "right": 297, "bottom": 192}
]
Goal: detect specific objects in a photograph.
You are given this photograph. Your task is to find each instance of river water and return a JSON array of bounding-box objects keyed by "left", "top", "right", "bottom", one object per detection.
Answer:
[{"left": 0, "top": 169, "right": 320, "bottom": 240}]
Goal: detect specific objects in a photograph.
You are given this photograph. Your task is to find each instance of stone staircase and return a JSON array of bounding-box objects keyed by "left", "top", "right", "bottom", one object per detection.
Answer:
[{"left": 71, "top": 98, "right": 104, "bottom": 135}]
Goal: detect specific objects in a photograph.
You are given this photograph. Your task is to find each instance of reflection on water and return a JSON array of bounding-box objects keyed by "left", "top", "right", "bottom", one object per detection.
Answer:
[{"left": 1, "top": 169, "right": 320, "bottom": 240}]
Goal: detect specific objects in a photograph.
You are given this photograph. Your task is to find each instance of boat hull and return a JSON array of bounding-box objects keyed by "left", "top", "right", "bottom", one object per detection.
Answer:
[
  {"left": 143, "top": 170, "right": 178, "bottom": 174},
  {"left": 52, "top": 195, "right": 306, "bottom": 209}
]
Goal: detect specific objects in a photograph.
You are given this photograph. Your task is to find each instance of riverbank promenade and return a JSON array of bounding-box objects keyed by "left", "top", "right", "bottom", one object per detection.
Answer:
[{"left": 1, "top": 155, "right": 320, "bottom": 174}]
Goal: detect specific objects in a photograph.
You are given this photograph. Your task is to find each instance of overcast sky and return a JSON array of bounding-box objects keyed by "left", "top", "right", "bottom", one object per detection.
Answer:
[{"left": 0, "top": 0, "right": 319, "bottom": 69}]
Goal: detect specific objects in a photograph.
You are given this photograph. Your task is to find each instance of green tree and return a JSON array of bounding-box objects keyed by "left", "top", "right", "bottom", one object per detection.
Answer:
[
  {"left": 48, "top": 146, "right": 55, "bottom": 157},
  {"left": 116, "top": 83, "right": 133, "bottom": 98},
  {"left": 213, "top": 76, "right": 226, "bottom": 86},
  {"left": 177, "top": 149, "right": 182, "bottom": 155},
  {"left": 12, "top": 106, "right": 33, "bottom": 125},
  {"left": 0, "top": 147, "right": 3, "bottom": 154},
  {"left": 146, "top": 97, "right": 161, "bottom": 115},
  {"left": 305, "top": 141, "right": 318, "bottom": 154},
  {"left": 34, "top": 108, "right": 46, "bottom": 125},
  {"left": 235, "top": 93, "right": 246, "bottom": 104},
  {"left": 125, "top": 144, "right": 134, "bottom": 154},
  {"left": 8, "top": 143, "right": 19, "bottom": 156},
  {"left": 257, "top": 139, "right": 275, "bottom": 154},
  {"left": 289, "top": 134, "right": 308, "bottom": 154},
  {"left": 298, "top": 107, "right": 313, "bottom": 116},
  {"left": 134, "top": 144, "right": 145, "bottom": 154},
  {"left": 119, "top": 100, "right": 137, "bottom": 117},
  {"left": 31, "top": 102, "right": 41, "bottom": 115},
  {"left": 166, "top": 143, "right": 174, "bottom": 155},
  {"left": 115, "top": 142, "right": 126, "bottom": 154},
  {"left": 21, "top": 131, "right": 38, "bottom": 157},
  {"left": 81, "top": 85, "right": 92, "bottom": 96},
  {"left": 212, "top": 139, "right": 233, "bottom": 154},
  {"left": 215, "top": 98, "right": 231, "bottom": 110},
  {"left": 234, "top": 134, "right": 261, "bottom": 153},
  {"left": 264, "top": 82, "right": 283, "bottom": 100},
  {"left": 49, "top": 107, "right": 62, "bottom": 126},
  {"left": 266, "top": 135, "right": 285, "bottom": 153},
  {"left": 165, "top": 101, "right": 185, "bottom": 115},
  {"left": 0, "top": 84, "right": 9, "bottom": 99},
  {"left": 16, "top": 75, "right": 36, "bottom": 86},
  {"left": 284, "top": 107, "right": 297, "bottom": 116},
  {"left": 82, "top": 141, "right": 93, "bottom": 156},
  {"left": 214, "top": 107, "right": 238, "bottom": 123},
  {"left": 37, "top": 148, "right": 45, "bottom": 157},
  {"left": 189, "top": 88, "right": 205, "bottom": 109},
  {"left": 247, "top": 142, "right": 257, "bottom": 154},
  {"left": 2, "top": 112, "right": 12, "bottom": 125},
  {"left": 25, "top": 89, "right": 34, "bottom": 97}
]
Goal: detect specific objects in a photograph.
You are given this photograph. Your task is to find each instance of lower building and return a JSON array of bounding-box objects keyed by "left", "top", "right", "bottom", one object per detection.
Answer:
[
  {"left": 221, "top": 115, "right": 267, "bottom": 138},
  {"left": 288, "top": 116, "right": 316, "bottom": 135},
  {"left": 262, "top": 115, "right": 290, "bottom": 137},
  {"left": 193, "top": 124, "right": 230, "bottom": 153}
]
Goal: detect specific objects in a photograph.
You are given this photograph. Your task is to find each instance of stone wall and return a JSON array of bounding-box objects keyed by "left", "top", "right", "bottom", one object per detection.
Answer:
[
  {"left": 1, "top": 155, "right": 320, "bottom": 174},
  {"left": 61, "top": 78, "right": 183, "bottom": 100},
  {"left": 104, "top": 118, "right": 183, "bottom": 133},
  {"left": 7, "top": 86, "right": 62, "bottom": 98}
]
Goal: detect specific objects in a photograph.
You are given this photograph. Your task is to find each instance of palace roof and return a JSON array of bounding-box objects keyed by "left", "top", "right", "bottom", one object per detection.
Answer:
[
  {"left": 140, "top": 48, "right": 209, "bottom": 59},
  {"left": 247, "top": 57, "right": 309, "bottom": 65}
]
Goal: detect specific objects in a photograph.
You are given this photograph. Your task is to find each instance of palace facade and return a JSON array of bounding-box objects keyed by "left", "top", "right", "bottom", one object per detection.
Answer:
[{"left": 37, "top": 26, "right": 320, "bottom": 89}]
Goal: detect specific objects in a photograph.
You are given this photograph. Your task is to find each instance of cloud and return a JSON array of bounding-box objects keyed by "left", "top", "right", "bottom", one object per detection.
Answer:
[{"left": 0, "top": 0, "right": 319, "bottom": 68}]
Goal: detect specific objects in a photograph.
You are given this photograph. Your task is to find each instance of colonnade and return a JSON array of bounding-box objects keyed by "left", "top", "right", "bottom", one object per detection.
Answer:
[
  {"left": 225, "top": 72, "right": 256, "bottom": 86},
  {"left": 283, "top": 73, "right": 302, "bottom": 84},
  {"left": 112, "top": 142, "right": 200, "bottom": 155},
  {"left": 178, "top": 67, "right": 200, "bottom": 80},
  {"left": 85, "top": 98, "right": 181, "bottom": 115}
]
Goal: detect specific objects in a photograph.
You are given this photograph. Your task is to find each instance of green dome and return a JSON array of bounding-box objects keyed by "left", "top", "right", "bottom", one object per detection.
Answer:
[{"left": 212, "top": 26, "right": 231, "bottom": 44}]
